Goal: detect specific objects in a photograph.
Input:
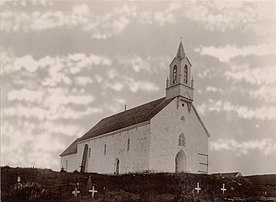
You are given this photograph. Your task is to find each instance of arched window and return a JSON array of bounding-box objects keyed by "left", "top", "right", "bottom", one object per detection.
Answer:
[
  {"left": 178, "top": 133, "right": 186, "bottom": 146},
  {"left": 173, "top": 65, "right": 177, "bottom": 84},
  {"left": 184, "top": 65, "right": 188, "bottom": 84},
  {"left": 88, "top": 147, "right": 91, "bottom": 158},
  {"left": 127, "top": 138, "right": 130, "bottom": 151},
  {"left": 104, "top": 144, "right": 107, "bottom": 155}
]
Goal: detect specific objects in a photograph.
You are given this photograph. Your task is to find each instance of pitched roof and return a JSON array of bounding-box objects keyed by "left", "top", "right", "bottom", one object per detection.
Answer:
[
  {"left": 60, "top": 138, "right": 79, "bottom": 156},
  {"left": 61, "top": 97, "right": 174, "bottom": 156},
  {"left": 79, "top": 97, "right": 173, "bottom": 141}
]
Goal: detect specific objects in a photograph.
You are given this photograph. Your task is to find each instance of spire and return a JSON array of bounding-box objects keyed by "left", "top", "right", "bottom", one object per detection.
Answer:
[{"left": 176, "top": 40, "right": 185, "bottom": 60}]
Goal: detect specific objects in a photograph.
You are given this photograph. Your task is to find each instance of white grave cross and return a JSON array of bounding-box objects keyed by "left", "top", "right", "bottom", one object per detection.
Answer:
[
  {"left": 220, "top": 183, "right": 227, "bottom": 195},
  {"left": 72, "top": 187, "right": 80, "bottom": 198},
  {"left": 89, "top": 186, "right": 98, "bottom": 198},
  {"left": 195, "top": 182, "right": 201, "bottom": 193}
]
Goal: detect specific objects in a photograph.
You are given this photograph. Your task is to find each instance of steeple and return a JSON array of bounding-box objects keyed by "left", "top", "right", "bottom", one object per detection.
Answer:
[
  {"left": 165, "top": 41, "right": 194, "bottom": 102},
  {"left": 176, "top": 41, "right": 185, "bottom": 60}
]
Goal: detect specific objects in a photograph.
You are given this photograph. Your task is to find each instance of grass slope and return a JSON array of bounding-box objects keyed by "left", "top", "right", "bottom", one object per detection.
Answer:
[{"left": 1, "top": 166, "right": 275, "bottom": 202}]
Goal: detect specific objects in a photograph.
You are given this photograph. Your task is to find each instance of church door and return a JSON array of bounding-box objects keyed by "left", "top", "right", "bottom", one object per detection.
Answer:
[
  {"left": 175, "top": 150, "right": 186, "bottom": 173},
  {"left": 80, "top": 144, "right": 89, "bottom": 173},
  {"left": 114, "top": 158, "right": 120, "bottom": 175}
]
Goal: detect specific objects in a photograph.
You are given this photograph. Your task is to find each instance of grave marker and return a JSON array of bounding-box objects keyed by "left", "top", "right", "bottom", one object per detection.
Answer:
[
  {"left": 195, "top": 182, "right": 201, "bottom": 193},
  {"left": 72, "top": 187, "right": 80, "bottom": 198},
  {"left": 89, "top": 186, "right": 98, "bottom": 198},
  {"left": 87, "top": 175, "right": 92, "bottom": 190},
  {"left": 220, "top": 183, "right": 227, "bottom": 195},
  {"left": 17, "top": 176, "right": 21, "bottom": 183}
]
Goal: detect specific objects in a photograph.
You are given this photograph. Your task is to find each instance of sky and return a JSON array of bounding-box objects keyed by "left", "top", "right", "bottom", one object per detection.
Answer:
[{"left": 1, "top": 0, "right": 276, "bottom": 176}]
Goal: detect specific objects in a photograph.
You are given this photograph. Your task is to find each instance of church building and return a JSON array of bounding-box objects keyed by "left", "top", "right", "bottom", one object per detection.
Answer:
[{"left": 60, "top": 42, "right": 210, "bottom": 174}]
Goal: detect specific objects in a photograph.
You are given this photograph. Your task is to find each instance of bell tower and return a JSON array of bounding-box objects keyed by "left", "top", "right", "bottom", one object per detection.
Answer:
[{"left": 166, "top": 41, "right": 194, "bottom": 102}]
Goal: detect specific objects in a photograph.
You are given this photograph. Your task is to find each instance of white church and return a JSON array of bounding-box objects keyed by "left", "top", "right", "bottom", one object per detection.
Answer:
[{"left": 60, "top": 42, "right": 210, "bottom": 174}]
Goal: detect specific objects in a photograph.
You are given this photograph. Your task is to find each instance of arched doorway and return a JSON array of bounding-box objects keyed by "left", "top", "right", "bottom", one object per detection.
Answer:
[
  {"left": 175, "top": 150, "right": 186, "bottom": 173},
  {"left": 114, "top": 158, "right": 120, "bottom": 175},
  {"left": 80, "top": 144, "right": 89, "bottom": 173}
]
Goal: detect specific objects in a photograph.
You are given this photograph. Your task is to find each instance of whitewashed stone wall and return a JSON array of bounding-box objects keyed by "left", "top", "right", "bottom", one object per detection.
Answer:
[
  {"left": 60, "top": 154, "right": 77, "bottom": 172},
  {"left": 149, "top": 97, "right": 209, "bottom": 173},
  {"left": 75, "top": 123, "right": 151, "bottom": 174}
]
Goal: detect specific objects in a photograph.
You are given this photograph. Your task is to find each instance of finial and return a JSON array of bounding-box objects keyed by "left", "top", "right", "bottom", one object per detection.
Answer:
[{"left": 180, "top": 36, "right": 183, "bottom": 41}]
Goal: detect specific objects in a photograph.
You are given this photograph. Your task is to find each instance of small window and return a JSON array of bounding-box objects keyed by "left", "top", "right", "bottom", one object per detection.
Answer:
[
  {"left": 178, "top": 133, "right": 186, "bottom": 146},
  {"left": 65, "top": 160, "right": 68, "bottom": 171},
  {"left": 181, "top": 116, "right": 185, "bottom": 121},
  {"left": 104, "top": 144, "right": 107, "bottom": 155},
  {"left": 88, "top": 148, "right": 91, "bottom": 158},
  {"left": 127, "top": 138, "right": 130, "bottom": 151},
  {"left": 173, "top": 65, "right": 177, "bottom": 84}
]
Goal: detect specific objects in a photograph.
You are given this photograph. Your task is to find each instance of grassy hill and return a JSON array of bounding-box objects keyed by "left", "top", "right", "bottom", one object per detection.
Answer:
[{"left": 1, "top": 166, "right": 275, "bottom": 202}]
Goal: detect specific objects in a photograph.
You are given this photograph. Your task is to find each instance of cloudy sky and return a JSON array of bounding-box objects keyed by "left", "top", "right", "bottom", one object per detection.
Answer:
[{"left": 1, "top": 0, "right": 276, "bottom": 175}]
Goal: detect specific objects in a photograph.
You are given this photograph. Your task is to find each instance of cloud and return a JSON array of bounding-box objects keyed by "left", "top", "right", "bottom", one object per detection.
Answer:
[
  {"left": 117, "top": 55, "right": 170, "bottom": 73},
  {"left": 1, "top": 120, "right": 74, "bottom": 169},
  {"left": 106, "top": 69, "right": 118, "bottom": 79},
  {"left": 13, "top": 55, "right": 39, "bottom": 72},
  {"left": 2, "top": 52, "right": 111, "bottom": 77},
  {"left": 0, "top": 0, "right": 53, "bottom": 8},
  {"left": 74, "top": 76, "right": 93, "bottom": 86},
  {"left": 249, "top": 85, "right": 276, "bottom": 103},
  {"left": 195, "top": 44, "right": 276, "bottom": 62},
  {"left": 183, "top": 1, "right": 276, "bottom": 37},
  {"left": 153, "top": 2, "right": 180, "bottom": 26},
  {"left": 104, "top": 82, "right": 124, "bottom": 92},
  {"left": 225, "top": 64, "right": 276, "bottom": 85},
  {"left": 103, "top": 97, "right": 127, "bottom": 113},
  {"left": 206, "top": 86, "right": 223, "bottom": 93},
  {"left": 198, "top": 99, "right": 276, "bottom": 120},
  {"left": 124, "top": 77, "right": 159, "bottom": 93},
  {"left": 3, "top": 104, "right": 102, "bottom": 120},
  {"left": 8, "top": 89, "right": 44, "bottom": 103},
  {"left": 210, "top": 138, "right": 276, "bottom": 156},
  {"left": 222, "top": 64, "right": 276, "bottom": 103},
  {"left": 1, "top": 3, "right": 135, "bottom": 39},
  {"left": 43, "top": 88, "right": 94, "bottom": 109}
]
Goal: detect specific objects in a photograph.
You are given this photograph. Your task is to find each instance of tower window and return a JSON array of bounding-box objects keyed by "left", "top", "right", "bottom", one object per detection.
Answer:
[
  {"left": 184, "top": 65, "right": 188, "bottom": 84},
  {"left": 104, "top": 144, "right": 107, "bottom": 155},
  {"left": 173, "top": 65, "right": 177, "bottom": 84},
  {"left": 127, "top": 138, "right": 130, "bottom": 151},
  {"left": 178, "top": 133, "right": 186, "bottom": 146},
  {"left": 88, "top": 148, "right": 91, "bottom": 158}
]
